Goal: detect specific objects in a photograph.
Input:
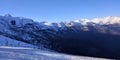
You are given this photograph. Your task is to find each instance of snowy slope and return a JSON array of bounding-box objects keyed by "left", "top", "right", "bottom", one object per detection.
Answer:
[
  {"left": 0, "top": 46, "right": 110, "bottom": 60},
  {"left": 0, "top": 35, "right": 37, "bottom": 48}
]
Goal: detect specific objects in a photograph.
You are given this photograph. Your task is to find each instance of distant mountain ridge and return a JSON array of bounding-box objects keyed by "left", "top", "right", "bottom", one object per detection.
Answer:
[{"left": 0, "top": 14, "right": 120, "bottom": 59}]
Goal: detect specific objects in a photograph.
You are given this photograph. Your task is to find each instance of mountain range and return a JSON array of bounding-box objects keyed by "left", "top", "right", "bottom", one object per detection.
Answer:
[{"left": 0, "top": 14, "right": 120, "bottom": 59}]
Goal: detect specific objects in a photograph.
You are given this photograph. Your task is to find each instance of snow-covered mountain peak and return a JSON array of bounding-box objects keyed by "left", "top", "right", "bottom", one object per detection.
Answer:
[
  {"left": 44, "top": 22, "right": 53, "bottom": 26},
  {"left": 72, "top": 16, "right": 120, "bottom": 25},
  {"left": 74, "top": 20, "right": 81, "bottom": 23},
  {"left": 0, "top": 15, "right": 34, "bottom": 27},
  {"left": 4, "top": 14, "right": 12, "bottom": 17},
  {"left": 1, "top": 15, "right": 120, "bottom": 32},
  {"left": 92, "top": 16, "right": 120, "bottom": 25}
]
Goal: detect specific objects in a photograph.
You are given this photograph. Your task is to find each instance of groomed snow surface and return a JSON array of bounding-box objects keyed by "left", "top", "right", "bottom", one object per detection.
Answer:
[{"left": 0, "top": 46, "right": 110, "bottom": 60}]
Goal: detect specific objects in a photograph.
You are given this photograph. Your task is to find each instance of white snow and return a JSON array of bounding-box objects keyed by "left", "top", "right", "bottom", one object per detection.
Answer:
[
  {"left": 1, "top": 15, "right": 120, "bottom": 33},
  {"left": 92, "top": 16, "right": 120, "bottom": 25},
  {"left": 0, "top": 46, "right": 111, "bottom": 60},
  {"left": 0, "top": 15, "right": 34, "bottom": 28},
  {"left": 58, "top": 22, "right": 67, "bottom": 30},
  {"left": 0, "top": 35, "right": 37, "bottom": 48}
]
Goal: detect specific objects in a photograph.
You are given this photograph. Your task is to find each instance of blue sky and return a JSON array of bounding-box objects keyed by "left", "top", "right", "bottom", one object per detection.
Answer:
[{"left": 0, "top": 0, "right": 120, "bottom": 22}]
